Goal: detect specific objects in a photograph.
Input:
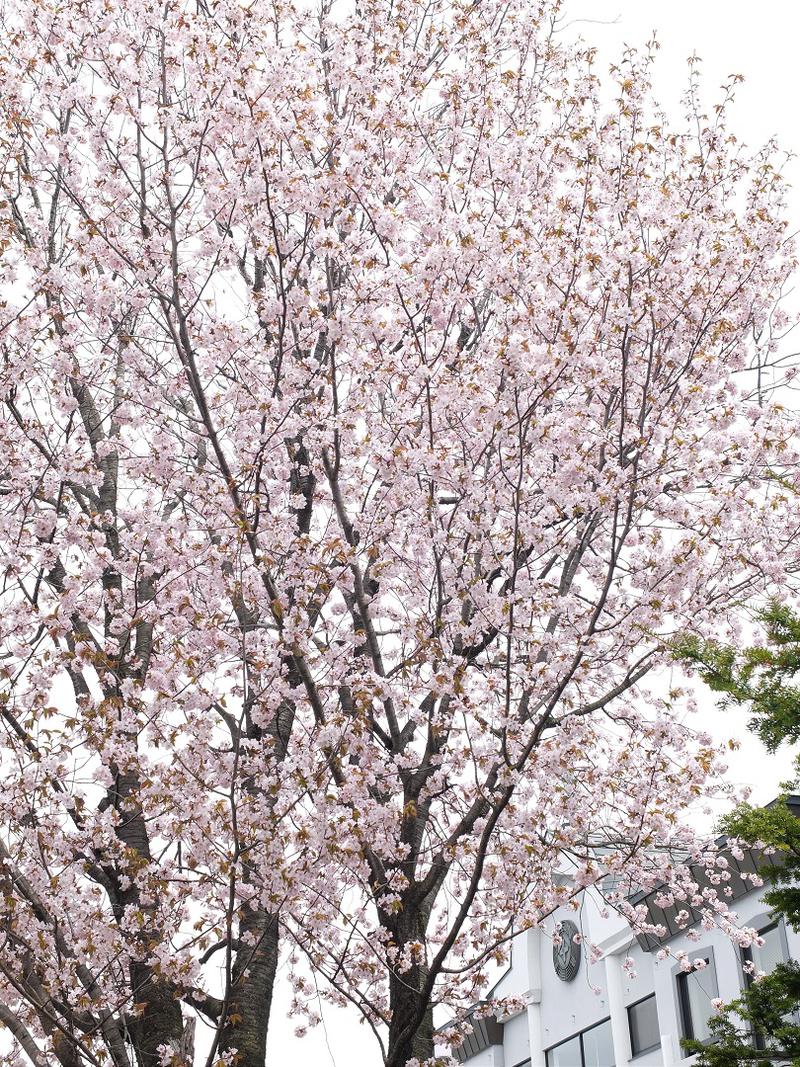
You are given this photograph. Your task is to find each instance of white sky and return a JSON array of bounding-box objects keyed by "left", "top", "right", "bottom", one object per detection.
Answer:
[
  {"left": 257, "top": 4, "right": 800, "bottom": 1063},
  {"left": 574, "top": 0, "right": 800, "bottom": 811}
]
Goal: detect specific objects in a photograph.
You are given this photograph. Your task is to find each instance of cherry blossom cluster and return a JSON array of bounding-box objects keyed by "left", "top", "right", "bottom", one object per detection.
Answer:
[{"left": 0, "top": 0, "right": 796, "bottom": 1063}]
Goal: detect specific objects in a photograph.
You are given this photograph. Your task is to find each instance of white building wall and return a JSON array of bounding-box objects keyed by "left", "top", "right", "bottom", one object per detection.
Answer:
[
  {"left": 502, "top": 1012, "right": 531, "bottom": 1066},
  {"left": 453, "top": 880, "right": 794, "bottom": 1067},
  {"left": 538, "top": 903, "right": 612, "bottom": 1054}
]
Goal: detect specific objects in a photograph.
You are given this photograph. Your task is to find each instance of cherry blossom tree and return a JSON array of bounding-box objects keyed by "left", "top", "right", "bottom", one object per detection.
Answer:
[{"left": 0, "top": 0, "right": 797, "bottom": 1064}]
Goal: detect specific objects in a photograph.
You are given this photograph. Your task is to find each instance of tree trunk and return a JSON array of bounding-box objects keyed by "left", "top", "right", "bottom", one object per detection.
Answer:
[
  {"left": 385, "top": 905, "right": 434, "bottom": 1067},
  {"left": 386, "top": 976, "right": 434, "bottom": 1067},
  {"left": 128, "top": 959, "right": 184, "bottom": 1067},
  {"left": 218, "top": 908, "right": 278, "bottom": 1067},
  {"left": 110, "top": 766, "right": 184, "bottom": 1067},
  {"left": 215, "top": 684, "right": 294, "bottom": 1066}
]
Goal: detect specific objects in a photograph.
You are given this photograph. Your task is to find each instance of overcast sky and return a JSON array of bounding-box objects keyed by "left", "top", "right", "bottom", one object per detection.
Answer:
[
  {"left": 260, "top": 5, "right": 800, "bottom": 1062},
  {"left": 576, "top": 1, "right": 800, "bottom": 223},
  {"left": 575, "top": 0, "right": 800, "bottom": 806}
]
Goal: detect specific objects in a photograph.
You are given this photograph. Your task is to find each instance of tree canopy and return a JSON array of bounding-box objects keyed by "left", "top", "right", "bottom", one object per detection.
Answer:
[{"left": 0, "top": 0, "right": 796, "bottom": 1064}]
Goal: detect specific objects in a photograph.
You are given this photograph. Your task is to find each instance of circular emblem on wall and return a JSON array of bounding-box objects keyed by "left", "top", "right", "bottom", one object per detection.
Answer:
[{"left": 553, "top": 920, "right": 581, "bottom": 982}]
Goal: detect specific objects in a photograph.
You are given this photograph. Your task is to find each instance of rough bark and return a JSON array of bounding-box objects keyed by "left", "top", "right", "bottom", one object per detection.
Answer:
[
  {"left": 218, "top": 909, "right": 279, "bottom": 1067},
  {"left": 109, "top": 767, "right": 184, "bottom": 1067},
  {"left": 387, "top": 981, "right": 435, "bottom": 1067},
  {"left": 385, "top": 904, "right": 435, "bottom": 1067},
  {"left": 217, "top": 690, "right": 294, "bottom": 1067}
]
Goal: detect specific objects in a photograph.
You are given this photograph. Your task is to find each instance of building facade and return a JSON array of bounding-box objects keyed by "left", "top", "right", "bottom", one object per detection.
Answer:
[{"left": 446, "top": 798, "right": 800, "bottom": 1067}]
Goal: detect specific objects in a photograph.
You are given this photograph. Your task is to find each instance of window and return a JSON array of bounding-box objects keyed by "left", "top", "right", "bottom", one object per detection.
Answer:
[
  {"left": 627, "top": 994, "right": 660, "bottom": 1058},
  {"left": 547, "top": 1035, "right": 581, "bottom": 1067},
  {"left": 742, "top": 921, "right": 786, "bottom": 981},
  {"left": 677, "top": 959, "right": 716, "bottom": 1045},
  {"left": 581, "top": 1019, "right": 615, "bottom": 1067},
  {"left": 742, "top": 920, "right": 790, "bottom": 1050},
  {"left": 546, "top": 1019, "right": 615, "bottom": 1067}
]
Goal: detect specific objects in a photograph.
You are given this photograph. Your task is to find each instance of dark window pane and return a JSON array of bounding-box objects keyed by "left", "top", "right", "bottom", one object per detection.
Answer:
[
  {"left": 582, "top": 1019, "right": 615, "bottom": 1067},
  {"left": 678, "top": 960, "right": 715, "bottom": 1043},
  {"left": 746, "top": 923, "right": 791, "bottom": 1049},
  {"left": 752, "top": 923, "right": 785, "bottom": 975},
  {"left": 547, "top": 1035, "right": 582, "bottom": 1067},
  {"left": 628, "top": 994, "right": 660, "bottom": 1056}
]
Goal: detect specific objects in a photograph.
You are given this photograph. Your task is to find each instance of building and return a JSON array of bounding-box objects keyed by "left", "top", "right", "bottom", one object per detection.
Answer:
[{"left": 444, "top": 796, "right": 800, "bottom": 1067}]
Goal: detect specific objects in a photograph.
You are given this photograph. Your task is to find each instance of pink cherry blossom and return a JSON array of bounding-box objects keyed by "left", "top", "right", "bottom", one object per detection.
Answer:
[{"left": 0, "top": 0, "right": 795, "bottom": 1064}]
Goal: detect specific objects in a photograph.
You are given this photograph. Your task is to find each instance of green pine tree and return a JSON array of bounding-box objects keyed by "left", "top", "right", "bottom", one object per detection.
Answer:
[{"left": 673, "top": 603, "right": 800, "bottom": 1065}]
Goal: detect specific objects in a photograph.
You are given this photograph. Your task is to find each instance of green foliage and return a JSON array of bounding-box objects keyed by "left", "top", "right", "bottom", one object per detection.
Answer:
[
  {"left": 675, "top": 602, "right": 800, "bottom": 1065},
  {"left": 720, "top": 801, "right": 800, "bottom": 931},
  {"left": 683, "top": 961, "right": 800, "bottom": 1066},
  {"left": 674, "top": 602, "right": 800, "bottom": 752}
]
